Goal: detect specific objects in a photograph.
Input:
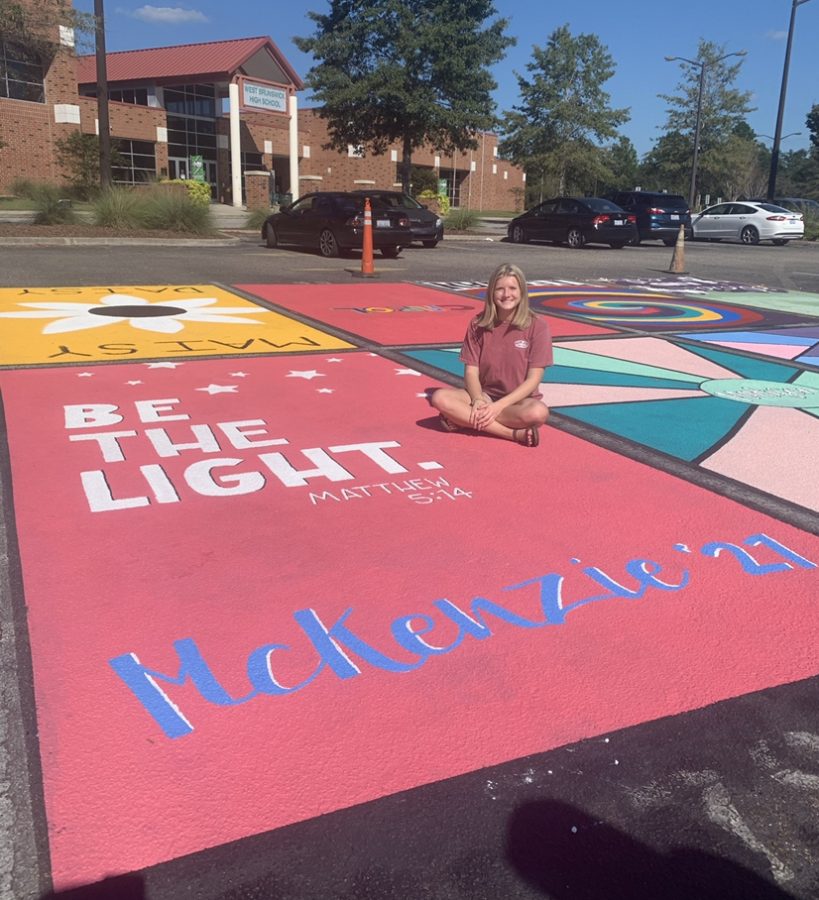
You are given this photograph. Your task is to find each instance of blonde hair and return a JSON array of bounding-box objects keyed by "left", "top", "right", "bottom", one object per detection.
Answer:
[{"left": 477, "top": 262, "right": 532, "bottom": 329}]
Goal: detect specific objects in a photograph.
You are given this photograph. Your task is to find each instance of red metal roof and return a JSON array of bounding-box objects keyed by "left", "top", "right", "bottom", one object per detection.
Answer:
[{"left": 76, "top": 36, "right": 303, "bottom": 88}]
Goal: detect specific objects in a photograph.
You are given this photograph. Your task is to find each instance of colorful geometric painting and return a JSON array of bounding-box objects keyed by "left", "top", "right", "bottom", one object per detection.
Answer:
[
  {"left": 0, "top": 285, "right": 352, "bottom": 365},
  {"left": 456, "top": 284, "right": 815, "bottom": 331},
  {"left": 676, "top": 326, "right": 819, "bottom": 367},
  {"left": 407, "top": 337, "right": 819, "bottom": 511}
]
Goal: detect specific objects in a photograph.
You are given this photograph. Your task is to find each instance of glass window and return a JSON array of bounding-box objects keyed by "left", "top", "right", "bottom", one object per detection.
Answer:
[
  {"left": 1, "top": 39, "right": 44, "bottom": 103},
  {"left": 704, "top": 204, "right": 731, "bottom": 216},
  {"left": 112, "top": 138, "right": 156, "bottom": 185}
]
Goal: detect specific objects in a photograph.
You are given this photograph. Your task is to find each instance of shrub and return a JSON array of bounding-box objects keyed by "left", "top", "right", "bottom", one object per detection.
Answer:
[
  {"left": 802, "top": 211, "right": 819, "bottom": 242},
  {"left": 10, "top": 177, "right": 41, "bottom": 199},
  {"left": 161, "top": 179, "right": 212, "bottom": 206},
  {"left": 92, "top": 186, "right": 148, "bottom": 229},
  {"left": 444, "top": 207, "right": 479, "bottom": 232},
  {"left": 31, "top": 183, "right": 78, "bottom": 225},
  {"left": 245, "top": 207, "right": 275, "bottom": 230},
  {"left": 54, "top": 132, "right": 125, "bottom": 200},
  {"left": 140, "top": 187, "right": 213, "bottom": 234},
  {"left": 419, "top": 189, "right": 450, "bottom": 217}
]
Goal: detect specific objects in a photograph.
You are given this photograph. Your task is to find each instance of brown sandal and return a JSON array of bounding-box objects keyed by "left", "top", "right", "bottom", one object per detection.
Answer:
[
  {"left": 515, "top": 426, "right": 539, "bottom": 447},
  {"left": 439, "top": 413, "right": 460, "bottom": 433}
]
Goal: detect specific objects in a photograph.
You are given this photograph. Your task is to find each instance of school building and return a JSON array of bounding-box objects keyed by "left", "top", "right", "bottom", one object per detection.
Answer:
[{"left": 0, "top": 0, "right": 525, "bottom": 210}]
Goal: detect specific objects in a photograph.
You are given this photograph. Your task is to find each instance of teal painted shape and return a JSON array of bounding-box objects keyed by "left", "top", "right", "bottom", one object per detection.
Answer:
[
  {"left": 408, "top": 349, "right": 703, "bottom": 391},
  {"left": 555, "top": 395, "right": 749, "bottom": 461},
  {"left": 407, "top": 348, "right": 462, "bottom": 377},
  {"left": 680, "top": 343, "right": 796, "bottom": 382},
  {"left": 544, "top": 366, "right": 702, "bottom": 390}
]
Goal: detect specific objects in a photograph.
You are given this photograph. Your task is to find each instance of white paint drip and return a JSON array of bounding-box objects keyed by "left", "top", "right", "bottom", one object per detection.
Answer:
[
  {"left": 784, "top": 731, "right": 819, "bottom": 757},
  {"left": 703, "top": 782, "right": 794, "bottom": 884}
]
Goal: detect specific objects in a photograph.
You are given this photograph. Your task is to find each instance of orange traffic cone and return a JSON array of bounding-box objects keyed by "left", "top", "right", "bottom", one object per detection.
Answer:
[
  {"left": 668, "top": 223, "right": 687, "bottom": 274},
  {"left": 354, "top": 196, "right": 376, "bottom": 278}
]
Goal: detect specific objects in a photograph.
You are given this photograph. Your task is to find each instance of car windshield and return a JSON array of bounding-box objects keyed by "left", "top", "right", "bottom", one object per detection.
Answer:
[
  {"left": 584, "top": 198, "right": 623, "bottom": 212},
  {"left": 644, "top": 194, "right": 688, "bottom": 209},
  {"left": 759, "top": 203, "right": 793, "bottom": 213}
]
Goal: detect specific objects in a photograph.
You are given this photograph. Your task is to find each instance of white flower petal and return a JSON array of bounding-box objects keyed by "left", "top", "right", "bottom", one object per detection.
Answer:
[
  {"left": 0, "top": 310, "right": 81, "bottom": 318},
  {"left": 15, "top": 301, "right": 95, "bottom": 311},
  {"left": 99, "top": 294, "right": 150, "bottom": 305},
  {"left": 183, "top": 314, "right": 263, "bottom": 325},
  {"left": 129, "top": 318, "right": 184, "bottom": 333},
  {"left": 42, "top": 316, "right": 113, "bottom": 333}
]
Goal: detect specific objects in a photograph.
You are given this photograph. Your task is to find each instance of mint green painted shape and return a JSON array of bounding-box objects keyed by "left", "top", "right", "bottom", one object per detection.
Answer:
[
  {"left": 556, "top": 396, "right": 749, "bottom": 461},
  {"left": 706, "top": 291, "right": 819, "bottom": 317},
  {"left": 544, "top": 366, "right": 702, "bottom": 390},
  {"left": 794, "top": 370, "right": 819, "bottom": 416},
  {"left": 681, "top": 343, "right": 796, "bottom": 382},
  {"left": 701, "top": 378, "right": 819, "bottom": 408},
  {"left": 553, "top": 346, "right": 707, "bottom": 384}
]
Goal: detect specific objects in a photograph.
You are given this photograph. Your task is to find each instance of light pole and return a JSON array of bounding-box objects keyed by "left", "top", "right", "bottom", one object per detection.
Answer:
[
  {"left": 756, "top": 132, "right": 802, "bottom": 142},
  {"left": 665, "top": 50, "right": 747, "bottom": 210},
  {"left": 767, "top": 0, "right": 814, "bottom": 200},
  {"left": 94, "top": 0, "right": 112, "bottom": 189}
]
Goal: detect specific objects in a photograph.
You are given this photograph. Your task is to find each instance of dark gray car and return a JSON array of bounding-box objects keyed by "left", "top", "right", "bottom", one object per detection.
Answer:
[{"left": 353, "top": 190, "right": 444, "bottom": 247}]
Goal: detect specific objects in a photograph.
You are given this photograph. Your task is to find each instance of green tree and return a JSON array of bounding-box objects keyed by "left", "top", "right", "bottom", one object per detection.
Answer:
[
  {"left": 638, "top": 131, "right": 691, "bottom": 196},
  {"left": 55, "top": 132, "right": 124, "bottom": 199},
  {"left": 500, "top": 25, "right": 629, "bottom": 196},
  {"left": 295, "top": 0, "right": 513, "bottom": 193},
  {"left": 0, "top": 0, "right": 94, "bottom": 59},
  {"left": 598, "top": 136, "right": 639, "bottom": 194},
  {"left": 806, "top": 104, "right": 819, "bottom": 157},
  {"left": 658, "top": 40, "right": 754, "bottom": 203}
]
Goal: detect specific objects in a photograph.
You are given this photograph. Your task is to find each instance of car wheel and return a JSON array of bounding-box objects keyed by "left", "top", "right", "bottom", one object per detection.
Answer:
[
  {"left": 510, "top": 224, "right": 527, "bottom": 244},
  {"left": 772, "top": 239, "right": 788, "bottom": 246},
  {"left": 318, "top": 229, "right": 340, "bottom": 258},
  {"left": 740, "top": 225, "right": 760, "bottom": 245},
  {"left": 662, "top": 238, "right": 676, "bottom": 247},
  {"left": 422, "top": 240, "right": 438, "bottom": 248},
  {"left": 265, "top": 223, "right": 278, "bottom": 249},
  {"left": 381, "top": 245, "right": 400, "bottom": 259},
  {"left": 609, "top": 242, "right": 626, "bottom": 249},
  {"left": 566, "top": 228, "right": 585, "bottom": 249}
]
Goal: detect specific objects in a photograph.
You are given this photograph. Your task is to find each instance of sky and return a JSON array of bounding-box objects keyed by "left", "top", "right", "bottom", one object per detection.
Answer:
[{"left": 74, "top": 0, "right": 819, "bottom": 158}]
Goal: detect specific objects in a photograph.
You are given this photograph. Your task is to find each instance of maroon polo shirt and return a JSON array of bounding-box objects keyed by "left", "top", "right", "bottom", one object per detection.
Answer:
[{"left": 459, "top": 314, "right": 553, "bottom": 400}]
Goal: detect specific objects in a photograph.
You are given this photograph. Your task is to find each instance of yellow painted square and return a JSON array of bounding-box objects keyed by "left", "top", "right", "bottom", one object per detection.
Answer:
[{"left": 0, "top": 285, "right": 354, "bottom": 365}]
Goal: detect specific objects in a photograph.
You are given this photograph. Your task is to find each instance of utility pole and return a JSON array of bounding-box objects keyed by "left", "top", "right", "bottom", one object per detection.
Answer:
[
  {"left": 767, "top": 0, "right": 813, "bottom": 201},
  {"left": 94, "top": 0, "right": 112, "bottom": 188}
]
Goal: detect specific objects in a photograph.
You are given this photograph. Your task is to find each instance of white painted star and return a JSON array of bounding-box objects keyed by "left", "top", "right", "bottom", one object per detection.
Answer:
[
  {"left": 286, "top": 370, "right": 325, "bottom": 380},
  {"left": 76, "top": 372, "right": 94, "bottom": 377},
  {"left": 196, "top": 384, "right": 239, "bottom": 394},
  {"left": 395, "top": 368, "right": 422, "bottom": 376},
  {"left": 317, "top": 388, "right": 334, "bottom": 394},
  {"left": 145, "top": 362, "right": 183, "bottom": 369},
  {"left": 126, "top": 380, "right": 144, "bottom": 385},
  {"left": 325, "top": 357, "right": 343, "bottom": 363},
  {"left": 229, "top": 372, "right": 248, "bottom": 377}
]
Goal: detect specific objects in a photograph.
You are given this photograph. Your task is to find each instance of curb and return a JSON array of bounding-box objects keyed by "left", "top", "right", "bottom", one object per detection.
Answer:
[{"left": 0, "top": 236, "right": 243, "bottom": 247}]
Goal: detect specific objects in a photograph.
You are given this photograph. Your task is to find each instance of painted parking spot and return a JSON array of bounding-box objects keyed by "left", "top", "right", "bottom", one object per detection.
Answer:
[
  {"left": 238, "top": 282, "right": 615, "bottom": 344},
  {"left": 0, "top": 285, "right": 353, "bottom": 365},
  {"left": 408, "top": 338, "right": 819, "bottom": 511},
  {"left": 2, "top": 353, "right": 818, "bottom": 887}
]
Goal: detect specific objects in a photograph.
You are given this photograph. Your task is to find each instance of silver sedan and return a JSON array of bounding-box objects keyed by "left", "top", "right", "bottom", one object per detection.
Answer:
[{"left": 692, "top": 201, "right": 804, "bottom": 245}]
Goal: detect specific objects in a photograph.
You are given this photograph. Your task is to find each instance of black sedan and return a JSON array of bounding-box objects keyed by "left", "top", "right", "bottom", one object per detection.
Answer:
[
  {"left": 507, "top": 196, "right": 638, "bottom": 249},
  {"left": 262, "top": 192, "right": 412, "bottom": 258},
  {"left": 353, "top": 190, "right": 444, "bottom": 247}
]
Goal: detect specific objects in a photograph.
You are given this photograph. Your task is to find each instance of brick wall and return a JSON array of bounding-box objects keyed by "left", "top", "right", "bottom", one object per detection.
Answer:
[{"left": 297, "top": 108, "right": 526, "bottom": 211}]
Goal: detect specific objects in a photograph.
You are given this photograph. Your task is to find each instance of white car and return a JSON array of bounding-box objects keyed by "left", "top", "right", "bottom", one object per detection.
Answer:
[{"left": 692, "top": 201, "right": 804, "bottom": 245}]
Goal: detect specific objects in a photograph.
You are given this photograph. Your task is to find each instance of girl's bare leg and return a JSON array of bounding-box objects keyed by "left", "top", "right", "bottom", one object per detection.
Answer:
[{"left": 431, "top": 390, "right": 549, "bottom": 443}]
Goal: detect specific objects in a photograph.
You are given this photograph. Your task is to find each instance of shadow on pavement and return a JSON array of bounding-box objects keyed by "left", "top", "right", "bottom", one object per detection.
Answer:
[
  {"left": 506, "top": 799, "right": 798, "bottom": 900},
  {"left": 40, "top": 873, "right": 145, "bottom": 899}
]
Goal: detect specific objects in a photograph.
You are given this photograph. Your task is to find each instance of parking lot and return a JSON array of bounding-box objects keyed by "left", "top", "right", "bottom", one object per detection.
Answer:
[{"left": 0, "top": 232, "right": 818, "bottom": 293}]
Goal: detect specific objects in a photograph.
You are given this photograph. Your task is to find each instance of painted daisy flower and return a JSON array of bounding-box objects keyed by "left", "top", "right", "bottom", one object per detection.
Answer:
[{"left": 0, "top": 294, "right": 266, "bottom": 334}]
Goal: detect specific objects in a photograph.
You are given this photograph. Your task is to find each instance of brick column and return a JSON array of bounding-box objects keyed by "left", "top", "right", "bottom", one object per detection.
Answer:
[{"left": 244, "top": 170, "right": 271, "bottom": 209}]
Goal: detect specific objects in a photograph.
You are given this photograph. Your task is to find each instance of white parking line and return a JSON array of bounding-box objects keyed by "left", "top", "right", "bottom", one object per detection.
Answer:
[{"left": 792, "top": 272, "right": 819, "bottom": 278}]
